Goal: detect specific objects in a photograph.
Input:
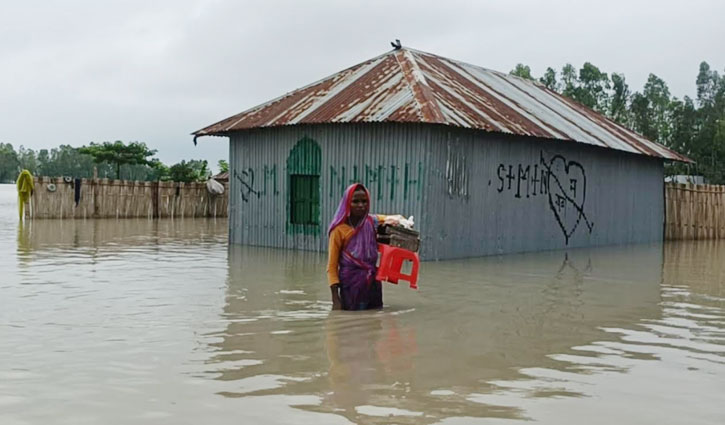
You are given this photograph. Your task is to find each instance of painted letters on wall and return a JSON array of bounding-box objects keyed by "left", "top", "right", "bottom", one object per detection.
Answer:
[
  {"left": 233, "top": 161, "right": 424, "bottom": 204},
  {"left": 492, "top": 151, "right": 594, "bottom": 244}
]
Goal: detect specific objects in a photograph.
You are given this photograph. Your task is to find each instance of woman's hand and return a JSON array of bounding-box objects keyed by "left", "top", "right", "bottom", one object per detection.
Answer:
[{"left": 331, "top": 284, "right": 342, "bottom": 310}]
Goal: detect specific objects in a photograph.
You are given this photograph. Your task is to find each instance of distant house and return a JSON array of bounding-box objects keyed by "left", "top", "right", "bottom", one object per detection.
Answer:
[{"left": 194, "top": 47, "right": 689, "bottom": 260}]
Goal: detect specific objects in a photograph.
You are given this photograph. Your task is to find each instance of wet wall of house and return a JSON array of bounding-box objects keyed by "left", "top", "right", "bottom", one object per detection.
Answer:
[
  {"left": 424, "top": 126, "right": 664, "bottom": 259},
  {"left": 228, "top": 123, "right": 664, "bottom": 260}
]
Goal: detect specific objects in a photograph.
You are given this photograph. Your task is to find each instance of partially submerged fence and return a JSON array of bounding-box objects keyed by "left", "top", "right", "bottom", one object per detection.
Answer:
[
  {"left": 27, "top": 177, "right": 228, "bottom": 219},
  {"left": 22, "top": 179, "right": 724, "bottom": 237},
  {"left": 665, "top": 182, "right": 725, "bottom": 240}
]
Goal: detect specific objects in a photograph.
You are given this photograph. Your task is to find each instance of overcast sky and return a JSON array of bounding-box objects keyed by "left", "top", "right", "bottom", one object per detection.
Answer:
[{"left": 1, "top": 0, "right": 723, "bottom": 170}]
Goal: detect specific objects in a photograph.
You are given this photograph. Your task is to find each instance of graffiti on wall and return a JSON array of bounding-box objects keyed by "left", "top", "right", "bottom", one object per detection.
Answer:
[
  {"left": 233, "top": 169, "right": 260, "bottom": 202},
  {"left": 542, "top": 153, "right": 594, "bottom": 244},
  {"left": 328, "top": 162, "right": 423, "bottom": 201},
  {"left": 233, "top": 165, "right": 280, "bottom": 202},
  {"left": 493, "top": 151, "right": 594, "bottom": 244},
  {"left": 233, "top": 161, "right": 423, "bottom": 203},
  {"left": 261, "top": 165, "right": 280, "bottom": 196}
]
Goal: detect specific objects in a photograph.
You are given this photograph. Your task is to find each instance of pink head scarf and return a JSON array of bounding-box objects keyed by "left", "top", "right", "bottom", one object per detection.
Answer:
[{"left": 328, "top": 183, "right": 371, "bottom": 235}]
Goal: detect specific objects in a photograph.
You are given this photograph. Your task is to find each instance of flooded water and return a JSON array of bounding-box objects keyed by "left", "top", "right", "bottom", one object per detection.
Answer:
[{"left": 1, "top": 183, "right": 724, "bottom": 424}]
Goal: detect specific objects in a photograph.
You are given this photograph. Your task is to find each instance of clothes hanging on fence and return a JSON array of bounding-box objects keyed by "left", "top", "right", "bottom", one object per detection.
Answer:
[
  {"left": 16, "top": 170, "right": 34, "bottom": 220},
  {"left": 74, "top": 178, "right": 82, "bottom": 206}
]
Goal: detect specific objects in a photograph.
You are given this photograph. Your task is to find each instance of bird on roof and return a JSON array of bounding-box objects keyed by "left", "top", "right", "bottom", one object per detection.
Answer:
[{"left": 390, "top": 39, "right": 401, "bottom": 50}]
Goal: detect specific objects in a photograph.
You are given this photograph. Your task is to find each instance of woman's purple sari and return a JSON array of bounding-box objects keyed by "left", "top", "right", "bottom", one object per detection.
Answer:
[{"left": 329, "top": 184, "right": 382, "bottom": 311}]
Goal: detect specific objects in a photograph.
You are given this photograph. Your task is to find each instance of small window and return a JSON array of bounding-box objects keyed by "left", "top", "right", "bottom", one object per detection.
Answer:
[{"left": 290, "top": 174, "right": 320, "bottom": 225}]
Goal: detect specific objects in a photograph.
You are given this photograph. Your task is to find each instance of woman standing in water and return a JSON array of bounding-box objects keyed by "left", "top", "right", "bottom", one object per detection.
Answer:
[{"left": 327, "top": 183, "right": 393, "bottom": 311}]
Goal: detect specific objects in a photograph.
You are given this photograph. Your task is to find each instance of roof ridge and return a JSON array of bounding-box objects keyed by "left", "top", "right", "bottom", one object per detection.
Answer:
[{"left": 393, "top": 49, "right": 447, "bottom": 124}]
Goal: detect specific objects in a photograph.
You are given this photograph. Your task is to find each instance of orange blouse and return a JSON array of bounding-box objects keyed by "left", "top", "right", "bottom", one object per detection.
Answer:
[{"left": 327, "top": 215, "right": 387, "bottom": 286}]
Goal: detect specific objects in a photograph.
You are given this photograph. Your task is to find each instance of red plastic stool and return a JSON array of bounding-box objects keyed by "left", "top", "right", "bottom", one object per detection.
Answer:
[{"left": 376, "top": 244, "right": 419, "bottom": 289}]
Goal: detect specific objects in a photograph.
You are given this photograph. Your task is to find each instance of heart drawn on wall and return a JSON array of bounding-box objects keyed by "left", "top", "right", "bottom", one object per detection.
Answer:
[{"left": 541, "top": 153, "right": 594, "bottom": 244}]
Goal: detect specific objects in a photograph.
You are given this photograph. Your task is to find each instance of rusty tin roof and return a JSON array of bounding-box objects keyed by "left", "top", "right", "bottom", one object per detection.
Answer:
[{"left": 194, "top": 47, "right": 689, "bottom": 162}]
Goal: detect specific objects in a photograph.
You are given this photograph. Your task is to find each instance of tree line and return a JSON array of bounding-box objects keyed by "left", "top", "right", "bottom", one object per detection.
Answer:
[
  {"left": 0, "top": 141, "right": 229, "bottom": 184},
  {"left": 510, "top": 61, "right": 725, "bottom": 183}
]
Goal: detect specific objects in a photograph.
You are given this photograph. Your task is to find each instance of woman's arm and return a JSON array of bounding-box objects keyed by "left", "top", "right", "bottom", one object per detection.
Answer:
[{"left": 327, "top": 229, "right": 344, "bottom": 310}]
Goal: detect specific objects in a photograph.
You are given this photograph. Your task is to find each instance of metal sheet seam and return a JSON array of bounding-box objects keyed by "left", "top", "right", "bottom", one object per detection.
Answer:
[
  {"left": 289, "top": 56, "right": 388, "bottom": 125},
  {"left": 466, "top": 65, "right": 601, "bottom": 144},
  {"left": 394, "top": 50, "right": 446, "bottom": 123},
  {"left": 446, "top": 60, "right": 567, "bottom": 139},
  {"left": 267, "top": 94, "right": 319, "bottom": 127},
  {"left": 418, "top": 60, "right": 523, "bottom": 133},
  {"left": 525, "top": 84, "right": 648, "bottom": 154},
  {"left": 333, "top": 67, "right": 405, "bottom": 121},
  {"left": 551, "top": 91, "right": 674, "bottom": 158},
  {"left": 488, "top": 72, "right": 622, "bottom": 150},
  {"left": 422, "top": 72, "right": 510, "bottom": 133},
  {"left": 370, "top": 89, "right": 416, "bottom": 121}
]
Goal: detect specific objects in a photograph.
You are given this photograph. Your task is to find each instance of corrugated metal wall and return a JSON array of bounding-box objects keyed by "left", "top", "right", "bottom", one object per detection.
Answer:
[
  {"left": 422, "top": 126, "right": 664, "bottom": 259},
  {"left": 229, "top": 123, "right": 664, "bottom": 260},
  {"left": 229, "top": 123, "right": 431, "bottom": 252}
]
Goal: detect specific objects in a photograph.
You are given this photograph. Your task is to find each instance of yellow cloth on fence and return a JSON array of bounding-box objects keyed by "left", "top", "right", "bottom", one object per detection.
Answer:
[{"left": 16, "top": 170, "right": 34, "bottom": 220}]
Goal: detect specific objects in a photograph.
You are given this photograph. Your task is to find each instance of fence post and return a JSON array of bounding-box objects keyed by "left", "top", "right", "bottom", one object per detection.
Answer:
[{"left": 152, "top": 181, "right": 159, "bottom": 219}]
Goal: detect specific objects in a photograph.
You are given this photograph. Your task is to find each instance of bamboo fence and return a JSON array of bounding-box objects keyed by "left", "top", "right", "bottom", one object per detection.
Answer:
[
  {"left": 22, "top": 179, "right": 725, "bottom": 240},
  {"left": 665, "top": 182, "right": 725, "bottom": 240},
  {"left": 25, "top": 177, "right": 228, "bottom": 219}
]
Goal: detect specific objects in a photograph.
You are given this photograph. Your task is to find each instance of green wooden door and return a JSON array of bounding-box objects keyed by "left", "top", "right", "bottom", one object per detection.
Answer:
[{"left": 287, "top": 137, "right": 321, "bottom": 234}]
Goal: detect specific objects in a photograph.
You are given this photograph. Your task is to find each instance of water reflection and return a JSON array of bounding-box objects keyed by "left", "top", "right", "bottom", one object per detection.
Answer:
[
  {"left": 201, "top": 244, "right": 682, "bottom": 424},
  {"left": 322, "top": 313, "right": 421, "bottom": 422},
  {"left": 462, "top": 242, "right": 725, "bottom": 424},
  {"left": 15, "top": 217, "right": 226, "bottom": 251},
  {"left": 16, "top": 219, "right": 31, "bottom": 254}
]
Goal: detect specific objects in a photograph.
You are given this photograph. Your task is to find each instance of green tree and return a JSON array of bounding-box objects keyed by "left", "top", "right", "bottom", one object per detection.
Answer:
[
  {"left": 630, "top": 92, "right": 655, "bottom": 141},
  {"left": 167, "top": 159, "right": 210, "bottom": 182},
  {"left": 147, "top": 159, "right": 169, "bottom": 181},
  {"left": 713, "top": 112, "right": 725, "bottom": 182},
  {"left": 643, "top": 74, "right": 672, "bottom": 144},
  {"left": 218, "top": 159, "right": 229, "bottom": 173},
  {"left": 696, "top": 61, "right": 720, "bottom": 108},
  {"left": 77, "top": 141, "right": 157, "bottom": 179},
  {"left": 36, "top": 149, "right": 50, "bottom": 176},
  {"left": 45, "top": 145, "right": 100, "bottom": 178},
  {"left": 510, "top": 63, "right": 533, "bottom": 80},
  {"left": 17, "top": 146, "right": 38, "bottom": 175},
  {"left": 609, "top": 73, "right": 630, "bottom": 125},
  {"left": 576, "top": 62, "right": 610, "bottom": 112},
  {"left": 692, "top": 62, "right": 725, "bottom": 181},
  {"left": 539, "top": 67, "right": 558, "bottom": 91},
  {"left": 561, "top": 63, "right": 579, "bottom": 99},
  {"left": 0, "top": 143, "right": 20, "bottom": 183},
  {"left": 668, "top": 96, "right": 697, "bottom": 154}
]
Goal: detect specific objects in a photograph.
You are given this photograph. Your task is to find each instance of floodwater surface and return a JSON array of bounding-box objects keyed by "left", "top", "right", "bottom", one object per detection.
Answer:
[{"left": 1, "top": 184, "right": 724, "bottom": 424}]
